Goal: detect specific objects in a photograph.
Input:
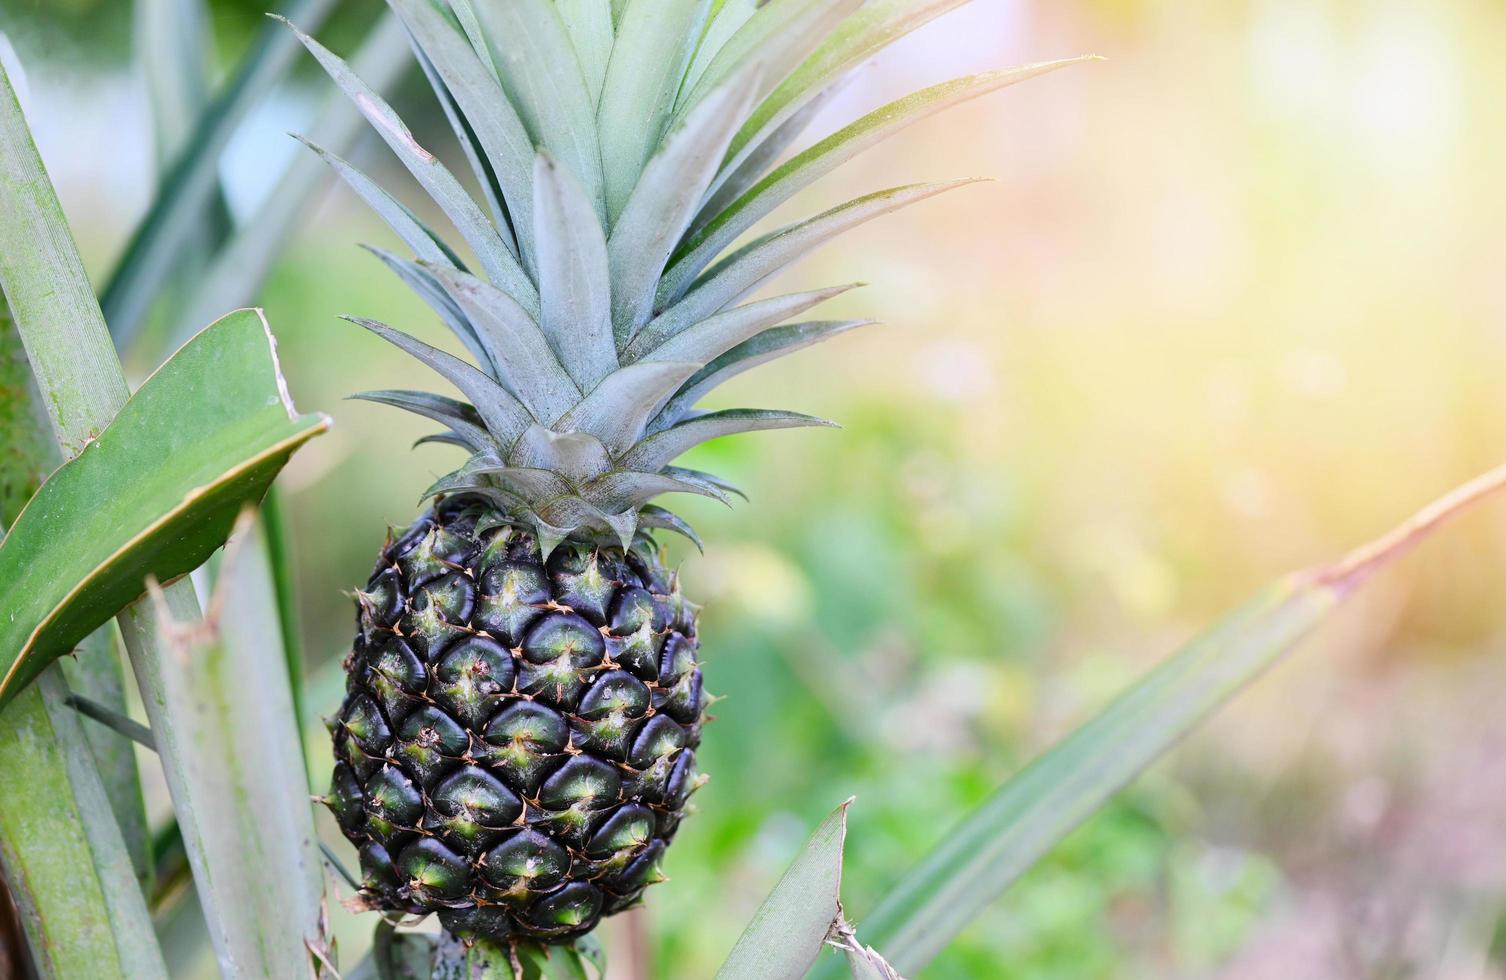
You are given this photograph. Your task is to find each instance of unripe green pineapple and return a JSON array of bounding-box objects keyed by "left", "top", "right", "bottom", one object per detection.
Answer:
[{"left": 294, "top": 0, "right": 1074, "bottom": 946}]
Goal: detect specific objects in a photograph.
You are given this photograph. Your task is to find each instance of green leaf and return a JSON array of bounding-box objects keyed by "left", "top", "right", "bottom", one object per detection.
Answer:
[
  {"left": 556, "top": 361, "right": 703, "bottom": 455},
  {"left": 0, "top": 309, "right": 330, "bottom": 707},
  {"left": 556, "top": 0, "right": 615, "bottom": 105},
  {"left": 282, "top": 16, "right": 536, "bottom": 311},
  {"left": 717, "top": 0, "right": 973, "bottom": 197},
  {"left": 596, "top": 0, "right": 709, "bottom": 223},
  {"left": 621, "top": 407, "right": 835, "bottom": 471},
  {"left": 607, "top": 57, "right": 763, "bottom": 338},
  {"left": 627, "top": 283, "right": 858, "bottom": 365},
  {"left": 716, "top": 799, "right": 852, "bottom": 979},
  {"left": 426, "top": 265, "right": 581, "bottom": 424},
  {"left": 0, "top": 670, "right": 168, "bottom": 979},
  {"left": 825, "top": 463, "right": 1506, "bottom": 978},
  {"left": 681, "top": 0, "right": 756, "bottom": 95},
  {"left": 648, "top": 181, "right": 976, "bottom": 353},
  {"left": 390, "top": 0, "right": 537, "bottom": 272},
  {"left": 665, "top": 58, "right": 1090, "bottom": 300},
  {"left": 532, "top": 153, "right": 618, "bottom": 389},
  {"left": 654, "top": 319, "right": 871, "bottom": 429},
  {"left": 168, "top": 11, "right": 415, "bottom": 351},
  {"left": 472, "top": 0, "right": 606, "bottom": 220},
  {"left": 102, "top": 0, "right": 340, "bottom": 348},
  {"left": 139, "top": 513, "right": 328, "bottom": 977}
]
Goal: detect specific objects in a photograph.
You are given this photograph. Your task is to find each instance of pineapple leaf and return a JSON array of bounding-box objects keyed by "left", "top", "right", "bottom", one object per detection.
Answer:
[
  {"left": 830, "top": 464, "right": 1506, "bottom": 978},
  {"left": 472, "top": 0, "right": 606, "bottom": 220},
  {"left": 721, "top": 0, "right": 974, "bottom": 190},
  {"left": 445, "top": 0, "right": 499, "bottom": 81},
  {"left": 663, "top": 180, "right": 982, "bottom": 339},
  {"left": 426, "top": 265, "right": 582, "bottom": 424},
  {"left": 622, "top": 408, "right": 836, "bottom": 471},
  {"left": 556, "top": 0, "right": 615, "bottom": 106},
  {"left": 656, "top": 319, "right": 872, "bottom": 428},
  {"left": 350, "top": 389, "right": 493, "bottom": 452},
  {"left": 362, "top": 247, "right": 498, "bottom": 376},
  {"left": 661, "top": 465, "right": 745, "bottom": 503},
  {"left": 667, "top": 58, "right": 1091, "bottom": 300},
  {"left": 281, "top": 16, "right": 537, "bottom": 308},
  {"left": 716, "top": 799, "right": 852, "bottom": 979},
  {"left": 681, "top": 0, "right": 757, "bottom": 95},
  {"left": 295, "top": 135, "right": 464, "bottom": 271},
  {"left": 419, "top": 448, "right": 506, "bottom": 502},
  {"left": 597, "top": 0, "right": 711, "bottom": 223},
  {"left": 0, "top": 310, "right": 330, "bottom": 709},
  {"left": 391, "top": 0, "right": 538, "bottom": 273},
  {"left": 638, "top": 504, "right": 703, "bottom": 550},
  {"left": 627, "top": 283, "right": 860, "bottom": 364},
  {"left": 510, "top": 426, "right": 613, "bottom": 482},
  {"left": 581, "top": 470, "right": 732, "bottom": 511},
  {"left": 140, "top": 514, "right": 327, "bottom": 978},
  {"left": 533, "top": 153, "right": 619, "bottom": 390},
  {"left": 675, "top": 0, "right": 861, "bottom": 123},
  {"left": 409, "top": 34, "right": 516, "bottom": 256},
  {"left": 345, "top": 316, "right": 534, "bottom": 442},
  {"left": 693, "top": 71, "right": 853, "bottom": 240},
  {"left": 608, "top": 56, "right": 764, "bottom": 340},
  {"left": 556, "top": 361, "right": 704, "bottom": 455}
]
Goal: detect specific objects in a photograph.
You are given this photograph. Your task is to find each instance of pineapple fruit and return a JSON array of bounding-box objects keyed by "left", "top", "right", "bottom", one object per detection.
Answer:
[{"left": 296, "top": 0, "right": 1073, "bottom": 946}]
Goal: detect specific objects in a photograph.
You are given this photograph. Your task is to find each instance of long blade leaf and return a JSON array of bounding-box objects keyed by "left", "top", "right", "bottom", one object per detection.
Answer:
[
  {"left": 716, "top": 799, "right": 851, "bottom": 979},
  {"left": 533, "top": 153, "right": 618, "bottom": 388},
  {"left": 666, "top": 58, "right": 1088, "bottom": 300},
  {"left": 834, "top": 463, "right": 1506, "bottom": 977}
]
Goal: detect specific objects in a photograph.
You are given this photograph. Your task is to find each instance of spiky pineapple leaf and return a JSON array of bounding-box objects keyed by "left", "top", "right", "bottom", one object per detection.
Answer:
[
  {"left": 391, "top": 0, "right": 538, "bottom": 271},
  {"left": 656, "top": 319, "right": 872, "bottom": 429},
  {"left": 814, "top": 464, "right": 1506, "bottom": 978},
  {"left": 0, "top": 309, "right": 330, "bottom": 708},
  {"left": 471, "top": 0, "right": 606, "bottom": 219},
  {"left": 627, "top": 283, "right": 859, "bottom": 364},
  {"left": 556, "top": 361, "right": 703, "bottom": 455},
  {"left": 295, "top": 135, "right": 464, "bottom": 271},
  {"left": 668, "top": 57, "right": 1090, "bottom": 299},
  {"left": 596, "top": 0, "right": 709, "bottom": 223},
  {"left": 556, "top": 0, "right": 615, "bottom": 105},
  {"left": 608, "top": 61, "right": 764, "bottom": 339},
  {"left": 623, "top": 408, "right": 836, "bottom": 471},
  {"left": 281, "top": 16, "right": 537, "bottom": 309},
  {"left": 532, "top": 153, "right": 618, "bottom": 389},
  {"left": 649, "top": 181, "right": 981, "bottom": 350},
  {"left": 716, "top": 799, "right": 852, "bottom": 979}
]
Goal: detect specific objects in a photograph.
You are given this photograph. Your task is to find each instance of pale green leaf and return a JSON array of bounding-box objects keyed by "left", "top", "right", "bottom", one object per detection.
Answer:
[
  {"left": 716, "top": 799, "right": 852, "bottom": 979},
  {"left": 283, "top": 17, "right": 536, "bottom": 308},
  {"left": 533, "top": 153, "right": 618, "bottom": 389},
  {"left": 622, "top": 408, "right": 835, "bottom": 471},
  {"left": 346, "top": 316, "right": 534, "bottom": 441},
  {"left": 824, "top": 463, "right": 1506, "bottom": 978},
  {"left": 557, "top": 0, "right": 615, "bottom": 104},
  {"left": 665, "top": 58, "right": 1089, "bottom": 300},
  {"left": 557, "top": 361, "right": 703, "bottom": 455},
  {"left": 607, "top": 57, "right": 763, "bottom": 339},
  {"left": 654, "top": 319, "right": 871, "bottom": 429},
  {"left": 427, "top": 265, "right": 582, "bottom": 423},
  {"left": 596, "top": 0, "right": 709, "bottom": 223},
  {"left": 141, "top": 513, "right": 327, "bottom": 978},
  {"left": 650, "top": 181, "right": 976, "bottom": 349},
  {"left": 472, "top": 0, "right": 605, "bottom": 219},
  {"left": 392, "top": 0, "right": 538, "bottom": 273},
  {"left": 628, "top": 283, "right": 858, "bottom": 364}
]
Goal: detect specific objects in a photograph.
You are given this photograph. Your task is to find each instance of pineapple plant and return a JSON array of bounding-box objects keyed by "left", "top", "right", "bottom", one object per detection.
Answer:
[{"left": 290, "top": 0, "right": 1076, "bottom": 948}]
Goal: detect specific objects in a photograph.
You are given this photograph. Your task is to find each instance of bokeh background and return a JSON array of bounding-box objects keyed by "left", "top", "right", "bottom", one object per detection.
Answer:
[{"left": 5, "top": 0, "right": 1506, "bottom": 976}]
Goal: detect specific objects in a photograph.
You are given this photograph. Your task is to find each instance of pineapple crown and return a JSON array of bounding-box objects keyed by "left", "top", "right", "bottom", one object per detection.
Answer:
[{"left": 285, "top": 0, "right": 1081, "bottom": 556}]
